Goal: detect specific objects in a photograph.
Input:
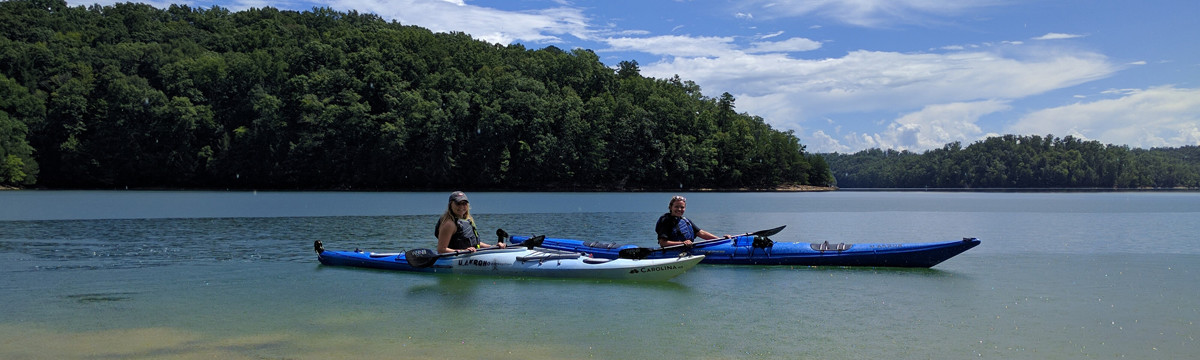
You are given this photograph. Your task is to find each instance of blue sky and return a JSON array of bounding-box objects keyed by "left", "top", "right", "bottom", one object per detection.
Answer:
[{"left": 69, "top": 0, "right": 1200, "bottom": 153}]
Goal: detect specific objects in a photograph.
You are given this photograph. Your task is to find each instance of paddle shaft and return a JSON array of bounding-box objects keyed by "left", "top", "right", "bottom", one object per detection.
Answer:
[
  {"left": 407, "top": 234, "right": 545, "bottom": 268},
  {"left": 618, "top": 225, "right": 785, "bottom": 259},
  {"left": 660, "top": 225, "right": 786, "bottom": 251}
]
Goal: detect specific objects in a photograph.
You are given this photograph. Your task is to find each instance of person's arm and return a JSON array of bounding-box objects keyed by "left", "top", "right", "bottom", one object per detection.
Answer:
[
  {"left": 658, "top": 237, "right": 692, "bottom": 247},
  {"left": 478, "top": 239, "right": 506, "bottom": 249},
  {"left": 437, "top": 220, "right": 473, "bottom": 253},
  {"left": 695, "top": 230, "right": 731, "bottom": 240},
  {"left": 658, "top": 233, "right": 693, "bottom": 247}
]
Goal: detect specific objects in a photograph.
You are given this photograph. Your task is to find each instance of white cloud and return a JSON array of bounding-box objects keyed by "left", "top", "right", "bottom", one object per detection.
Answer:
[
  {"left": 604, "top": 35, "right": 737, "bottom": 57},
  {"left": 643, "top": 48, "right": 1118, "bottom": 121},
  {"left": 746, "top": 37, "right": 822, "bottom": 53},
  {"left": 69, "top": 0, "right": 589, "bottom": 44},
  {"left": 321, "top": 0, "right": 590, "bottom": 44},
  {"left": 636, "top": 46, "right": 1117, "bottom": 153},
  {"left": 847, "top": 100, "right": 1011, "bottom": 152},
  {"left": 737, "top": 0, "right": 1007, "bottom": 27},
  {"left": 760, "top": 31, "right": 786, "bottom": 39},
  {"left": 810, "top": 130, "right": 852, "bottom": 153},
  {"left": 1008, "top": 86, "right": 1200, "bottom": 148},
  {"left": 1033, "top": 33, "right": 1085, "bottom": 40},
  {"left": 603, "top": 35, "right": 819, "bottom": 58}
]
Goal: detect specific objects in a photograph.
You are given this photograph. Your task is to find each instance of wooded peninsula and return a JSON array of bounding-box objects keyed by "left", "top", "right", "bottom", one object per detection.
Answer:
[
  {"left": 0, "top": 0, "right": 830, "bottom": 190},
  {"left": 824, "top": 135, "right": 1199, "bottom": 189},
  {"left": 1, "top": 1, "right": 1196, "bottom": 191}
]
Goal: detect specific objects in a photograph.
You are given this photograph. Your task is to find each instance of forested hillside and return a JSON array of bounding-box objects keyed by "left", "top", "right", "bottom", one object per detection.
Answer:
[
  {"left": 824, "top": 134, "right": 1200, "bottom": 189},
  {"left": 0, "top": 0, "right": 831, "bottom": 190}
]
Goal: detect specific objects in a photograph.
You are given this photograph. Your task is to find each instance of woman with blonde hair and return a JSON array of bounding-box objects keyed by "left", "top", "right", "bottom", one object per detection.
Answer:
[{"left": 436, "top": 191, "right": 505, "bottom": 254}]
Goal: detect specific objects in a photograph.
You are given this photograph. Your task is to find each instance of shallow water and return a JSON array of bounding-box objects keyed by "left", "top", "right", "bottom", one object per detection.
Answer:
[{"left": 2, "top": 191, "right": 1197, "bottom": 359}]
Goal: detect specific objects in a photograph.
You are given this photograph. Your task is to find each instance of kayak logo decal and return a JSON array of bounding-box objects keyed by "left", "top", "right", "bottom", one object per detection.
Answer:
[
  {"left": 458, "top": 259, "right": 493, "bottom": 267},
  {"left": 629, "top": 264, "right": 684, "bottom": 274}
]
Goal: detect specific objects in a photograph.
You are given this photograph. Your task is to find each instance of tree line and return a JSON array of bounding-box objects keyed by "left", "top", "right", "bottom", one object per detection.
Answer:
[
  {"left": 0, "top": 0, "right": 832, "bottom": 190},
  {"left": 823, "top": 134, "right": 1200, "bottom": 189}
]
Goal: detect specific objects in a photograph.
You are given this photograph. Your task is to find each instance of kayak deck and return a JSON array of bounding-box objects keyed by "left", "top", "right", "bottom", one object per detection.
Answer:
[{"left": 510, "top": 236, "right": 981, "bottom": 268}]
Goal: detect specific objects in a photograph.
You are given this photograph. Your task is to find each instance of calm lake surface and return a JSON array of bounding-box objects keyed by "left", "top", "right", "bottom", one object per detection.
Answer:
[{"left": 2, "top": 191, "right": 1197, "bottom": 359}]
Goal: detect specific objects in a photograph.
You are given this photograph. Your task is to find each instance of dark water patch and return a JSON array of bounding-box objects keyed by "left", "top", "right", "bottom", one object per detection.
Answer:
[{"left": 65, "top": 292, "right": 137, "bottom": 303}]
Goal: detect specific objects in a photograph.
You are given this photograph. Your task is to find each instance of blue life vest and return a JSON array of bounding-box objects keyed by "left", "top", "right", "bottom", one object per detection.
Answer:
[
  {"left": 675, "top": 217, "right": 696, "bottom": 241},
  {"left": 657, "top": 214, "right": 699, "bottom": 242}
]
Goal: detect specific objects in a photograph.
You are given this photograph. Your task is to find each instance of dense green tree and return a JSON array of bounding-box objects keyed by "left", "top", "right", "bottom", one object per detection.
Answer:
[
  {"left": 0, "top": 0, "right": 828, "bottom": 190},
  {"left": 0, "top": 74, "right": 41, "bottom": 186},
  {"left": 825, "top": 135, "right": 1200, "bottom": 189}
]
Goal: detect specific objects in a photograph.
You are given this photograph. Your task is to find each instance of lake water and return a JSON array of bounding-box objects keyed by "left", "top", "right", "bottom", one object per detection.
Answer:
[{"left": 2, "top": 191, "right": 1197, "bottom": 359}]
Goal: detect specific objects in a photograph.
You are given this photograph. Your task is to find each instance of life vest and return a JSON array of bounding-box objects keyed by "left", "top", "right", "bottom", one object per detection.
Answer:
[
  {"left": 658, "top": 214, "right": 698, "bottom": 241},
  {"left": 447, "top": 218, "right": 480, "bottom": 250}
]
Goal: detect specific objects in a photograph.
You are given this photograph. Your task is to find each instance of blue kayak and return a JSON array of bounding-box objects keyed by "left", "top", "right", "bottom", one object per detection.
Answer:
[{"left": 508, "top": 235, "right": 980, "bottom": 268}]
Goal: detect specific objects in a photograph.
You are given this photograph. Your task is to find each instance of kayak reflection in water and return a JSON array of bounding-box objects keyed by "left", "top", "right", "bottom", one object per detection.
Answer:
[
  {"left": 655, "top": 195, "right": 729, "bottom": 248},
  {"left": 436, "top": 191, "right": 505, "bottom": 254}
]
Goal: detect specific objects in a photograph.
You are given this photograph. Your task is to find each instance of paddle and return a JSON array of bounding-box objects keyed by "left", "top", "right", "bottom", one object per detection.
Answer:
[
  {"left": 405, "top": 232, "right": 546, "bottom": 269},
  {"left": 617, "top": 225, "right": 786, "bottom": 259}
]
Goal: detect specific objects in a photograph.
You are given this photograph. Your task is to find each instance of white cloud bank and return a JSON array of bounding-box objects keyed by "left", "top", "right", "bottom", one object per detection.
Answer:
[
  {"left": 844, "top": 100, "right": 1011, "bottom": 152},
  {"left": 638, "top": 48, "right": 1120, "bottom": 152},
  {"left": 328, "top": 0, "right": 590, "bottom": 44},
  {"left": 737, "top": 0, "right": 1007, "bottom": 27},
  {"left": 1008, "top": 86, "right": 1200, "bottom": 149}
]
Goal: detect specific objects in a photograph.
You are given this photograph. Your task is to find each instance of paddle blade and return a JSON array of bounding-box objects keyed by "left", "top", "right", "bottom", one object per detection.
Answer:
[
  {"left": 617, "top": 247, "right": 651, "bottom": 259},
  {"left": 523, "top": 235, "right": 545, "bottom": 249},
  {"left": 750, "top": 225, "right": 786, "bottom": 237},
  {"left": 404, "top": 248, "right": 441, "bottom": 268},
  {"left": 496, "top": 228, "right": 509, "bottom": 244}
]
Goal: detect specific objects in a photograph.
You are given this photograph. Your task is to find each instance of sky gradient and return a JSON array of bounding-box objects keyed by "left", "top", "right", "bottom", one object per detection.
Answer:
[{"left": 68, "top": 0, "right": 1200, "bottom": 153}]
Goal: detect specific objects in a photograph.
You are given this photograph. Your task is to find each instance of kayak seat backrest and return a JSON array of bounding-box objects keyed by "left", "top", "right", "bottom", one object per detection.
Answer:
[
  {"left": 583, "top": 241, "right": 626, "bottom": 249},
  {"left": 810, "top": 241, "right": 852, "bottom": 252}
]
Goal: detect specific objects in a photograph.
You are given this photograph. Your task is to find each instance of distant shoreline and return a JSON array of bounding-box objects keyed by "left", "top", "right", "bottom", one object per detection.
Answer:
[
  {"left": 833, "top": 187, "right": 1199, "bottom": 192},
  {"left": 7, "top": 185, "right": 1198, "bottom": 192}
]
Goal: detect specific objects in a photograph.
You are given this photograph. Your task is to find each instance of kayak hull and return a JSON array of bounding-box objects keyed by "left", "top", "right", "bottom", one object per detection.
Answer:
[
  {"left": 315, "top": 246, "right": 704, "bottom": 281},
  {"left": 511, "top": 236, "right": 981, "bottom": 268}
]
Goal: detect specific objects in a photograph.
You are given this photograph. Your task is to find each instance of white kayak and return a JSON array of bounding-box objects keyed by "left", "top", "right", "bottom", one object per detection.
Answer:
[{"left": 314, "top": 240, "right": 704, "bottom": 281}]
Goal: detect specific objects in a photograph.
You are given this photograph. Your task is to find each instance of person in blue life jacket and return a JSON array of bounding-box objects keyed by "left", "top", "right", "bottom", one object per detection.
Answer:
[
  {"left": 436, "top": 191, "right": 505, "bottom": 254},
  {"left": 655, "top": 195, "right": 730, "bottom": 247}
]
